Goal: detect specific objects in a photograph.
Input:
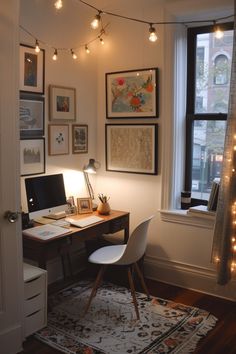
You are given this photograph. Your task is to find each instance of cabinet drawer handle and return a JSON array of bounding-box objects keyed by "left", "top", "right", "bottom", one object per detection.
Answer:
[
  {"left": 25, "top": 276, "right": 41, "bottom": 284},
  {"left": 26, "top": 309, "right": 41, "bottom": 318}
]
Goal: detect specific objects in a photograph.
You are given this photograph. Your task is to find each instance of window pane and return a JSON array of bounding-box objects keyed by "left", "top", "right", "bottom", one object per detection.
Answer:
[
  {"left": 195, "top": 30, "right": 233, "bottom": 114},
  {"left": 191, "top": 120, "right": 226, "bottom": 200}
]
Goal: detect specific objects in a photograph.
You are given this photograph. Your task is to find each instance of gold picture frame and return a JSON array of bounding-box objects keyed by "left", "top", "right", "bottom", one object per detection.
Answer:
[
  {"left": 49, "top": 85, "right": 76, "bottom": 121},
  {"left": 77, "top": 197, "right": 93, "bottom": 214}
]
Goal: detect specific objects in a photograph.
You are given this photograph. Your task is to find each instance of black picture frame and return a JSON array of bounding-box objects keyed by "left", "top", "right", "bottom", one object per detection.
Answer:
[
  {"left": 106, "top": 68, "right": 158, "bottom": 119},
  {"left": 105, "top": 123, "right": 158, "bottom": 175},
  {"left": 20, "top": 138, "right": 45, "bottom": 176},
  {"left": 19, "top": 93, "right": 44, "bottom": 137},
  {"left": 19, "top": 44, "right": 45, "bottom": 94}
]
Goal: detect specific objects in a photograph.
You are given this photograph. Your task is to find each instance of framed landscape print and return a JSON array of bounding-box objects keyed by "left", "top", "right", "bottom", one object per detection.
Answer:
[
  {"left": 20, "top": 138, "right": 45, "bottom": 176},
  {"left": 72, "top": 124, "right": 88, "bottom": 154},
  {"left": 49, "top": 85, "right": 76, "bottom": 121},
  {"left": 105, "top": 124, "right": 158, "bottom": 175},
  {"left": 48, "top": 124, "right": 69, "bottom": 155},
  {"left": 19, "top": 44, "right": 45, "bottom": 94},
  {"left": 106, "top": 68, "right": 158, "bottom": 118},
  {"left": 19, "top": 93, "right": 44, "bottom": 137}
]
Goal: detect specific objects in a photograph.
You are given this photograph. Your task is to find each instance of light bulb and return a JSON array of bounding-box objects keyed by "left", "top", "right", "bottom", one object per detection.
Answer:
[
  {"left": 52, "top": 49, "right": 58, "bottom": 61},
  {"left": 71, "top": 49, "right": 77, "bottom": 59},
  {"left": 214, "top": 26, "right": 224, "bottom": 39},
  {"left": 149, "top": 24, "right": 158, "bottom": 42},
  {"left": 35, "top": 40, "right": 40, "bottom": 53},
  {"left": 100, "top": 37, "right": 104, "bottom": 45},
  {"left": 91, "top": 14, "right": 101, "bottom": 29},
  {"left": 54, "top": 0, "right": 63, "bottom": 10},
  {"left": 85, "top": 45, "right": 90, "bottom": 54}
]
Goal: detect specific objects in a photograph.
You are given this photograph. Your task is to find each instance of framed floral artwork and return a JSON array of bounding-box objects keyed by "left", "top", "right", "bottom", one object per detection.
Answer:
[
  {"left": 106, "top": 68, "right": 158, "bottom": 118},
  {"left": 19, "top": 93, "right": 44, "bottom": 137},
  {"left": 48, "top": 124, "right": 69, "bottom": 155},
  {"left": 49, "top": 85, "right": 76, "bottom": 121},
  {"left": 72, "top": 124, "right": 88, "bottom": 154},
  {"left": 20, "top": 138, "right": 45, "bottom": 176},
  {"left": 105, "top": 123, "right": 158, "bottom": 175},
  {"left": 19, "top": 44, "right": 45, "bottom": 94}
]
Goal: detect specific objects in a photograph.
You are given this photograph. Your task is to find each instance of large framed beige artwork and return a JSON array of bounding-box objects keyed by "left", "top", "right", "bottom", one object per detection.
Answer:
[{"left": 105, "top": 124, "right": 158, "bottom": 175}]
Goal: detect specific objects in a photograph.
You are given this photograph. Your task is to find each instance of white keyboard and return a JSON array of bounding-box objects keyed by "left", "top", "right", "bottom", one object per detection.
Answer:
[{"left": 65, "top": 215, "right": 103, "bottom": 228}]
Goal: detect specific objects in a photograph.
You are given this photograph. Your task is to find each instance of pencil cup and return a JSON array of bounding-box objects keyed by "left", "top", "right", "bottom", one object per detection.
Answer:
[{"left": 97, "top": 202, "right": 111, "bottom": 215}]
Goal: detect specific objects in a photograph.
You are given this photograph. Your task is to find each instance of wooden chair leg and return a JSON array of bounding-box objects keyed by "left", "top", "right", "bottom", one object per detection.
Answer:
[
  {"left": 127, "top": 266, "right": 140, "bottom": 320},
  {"left": 84, "top": 265, "right": 106, "bottom": 315},
  {"left": 134, "top": 262, "right": 150, "bottom": 299}
]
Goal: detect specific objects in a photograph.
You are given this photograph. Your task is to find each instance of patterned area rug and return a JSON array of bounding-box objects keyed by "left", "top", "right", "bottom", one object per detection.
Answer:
[{"left": 36, "top": 280, "right": 217, "bottom": 354}]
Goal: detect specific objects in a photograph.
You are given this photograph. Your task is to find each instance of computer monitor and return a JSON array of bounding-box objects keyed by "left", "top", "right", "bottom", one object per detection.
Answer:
[{"left": 25, "top": 173, "right": 68, "bottom": 220}]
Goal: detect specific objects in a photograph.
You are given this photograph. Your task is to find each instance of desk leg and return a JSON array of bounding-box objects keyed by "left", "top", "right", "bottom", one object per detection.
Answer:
[{"left": 124, "top": 219, "right": 130, "bottom": 243}]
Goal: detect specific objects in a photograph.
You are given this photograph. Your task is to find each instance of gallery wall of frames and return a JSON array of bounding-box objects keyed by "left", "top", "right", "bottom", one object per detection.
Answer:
[{"left": 19, "top": 44, "right": 88, "bottom": 177}]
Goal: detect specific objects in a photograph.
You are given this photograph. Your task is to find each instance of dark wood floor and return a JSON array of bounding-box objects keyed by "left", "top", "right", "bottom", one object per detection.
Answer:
[{"left": 20, "top": 270, "right": 236, "bottom": 354}]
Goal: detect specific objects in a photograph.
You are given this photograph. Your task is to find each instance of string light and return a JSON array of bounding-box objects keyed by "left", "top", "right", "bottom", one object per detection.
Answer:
[
  {"left": 35, "top": 39, "right": 40, "bottom": 53},
  {"left": 71, "top": 49, "right": 77, "bottom": 59},
  {"left": 214, "top": 21, "right": 224, "bottom": 39},
  {"left": 85, "top": 45, "right": 90, "bottom": 54},
  {"left": 91, "top": 12, "right": 101, "bottom": 29},
  {"left": 52, "top": 48, "right": 58, "bottom": 60},
  {"left": 149, "top": 24, "right": 158, "bottom": 42},
  {"left": 54, "top": 0, "right": 63, "bottom": 10},
  {"left": 19, "top": 1, "right": 234, "bottom": 63}
]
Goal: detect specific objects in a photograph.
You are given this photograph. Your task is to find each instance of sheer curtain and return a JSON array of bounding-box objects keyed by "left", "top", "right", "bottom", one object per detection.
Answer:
[{"left": 211, "top": 10, "right": 236, "bottom": 285}]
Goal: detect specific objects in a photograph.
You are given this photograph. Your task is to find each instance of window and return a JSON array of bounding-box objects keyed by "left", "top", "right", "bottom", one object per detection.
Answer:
[{"left": 185, "top": 23, "right": 233, "bottom": 205}]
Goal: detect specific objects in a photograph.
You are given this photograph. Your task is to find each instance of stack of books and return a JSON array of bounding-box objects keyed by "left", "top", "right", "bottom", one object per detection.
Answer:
[
  {"left": 187, "top": 179, "right": 220, "bottom": 219},
  {"left": 187, "top": 205, "right": 216, "bottom": 219},
  {"left": 207, "top": 179, "right": 220, "bottom": 211}
]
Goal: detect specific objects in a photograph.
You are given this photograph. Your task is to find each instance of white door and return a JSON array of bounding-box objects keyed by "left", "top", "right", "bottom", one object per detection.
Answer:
[{"left": 0, "top": 1, "right": 24, "bottom": 354}]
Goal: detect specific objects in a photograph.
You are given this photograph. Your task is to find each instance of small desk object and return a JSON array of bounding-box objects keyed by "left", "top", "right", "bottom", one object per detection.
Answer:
[{"left": 23, "top": 210, "right": 129, "bottom": 270}]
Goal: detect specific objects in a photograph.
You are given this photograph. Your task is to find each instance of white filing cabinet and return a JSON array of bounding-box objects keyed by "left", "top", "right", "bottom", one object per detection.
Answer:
[{"left": 23, "top": 263, "right": 47, "bottom": 337}]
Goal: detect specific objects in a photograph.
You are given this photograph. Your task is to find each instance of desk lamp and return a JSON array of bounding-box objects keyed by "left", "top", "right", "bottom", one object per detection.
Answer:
[{"left": 83, "top": 158, "right": 100, "bottom": 210}]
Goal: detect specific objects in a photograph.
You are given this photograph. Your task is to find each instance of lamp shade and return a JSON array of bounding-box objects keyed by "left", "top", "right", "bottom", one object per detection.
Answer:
[{"left": 83, "top": 159, "right": 100, "bottom": 174}]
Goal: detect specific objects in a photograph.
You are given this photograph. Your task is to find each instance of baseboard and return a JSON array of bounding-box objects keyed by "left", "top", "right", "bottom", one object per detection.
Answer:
[{"left": 144, "top": 255, "right": 236, "bottom": 301}]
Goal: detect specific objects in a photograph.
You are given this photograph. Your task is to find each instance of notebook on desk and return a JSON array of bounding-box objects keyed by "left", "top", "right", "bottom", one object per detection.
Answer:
[{"left": 23, "top": 224, "right": 72, "bottom": 240}]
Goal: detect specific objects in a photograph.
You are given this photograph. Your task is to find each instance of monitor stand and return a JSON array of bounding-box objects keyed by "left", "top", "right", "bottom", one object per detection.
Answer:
[{"left": 44, "top": 211, "right": 66, "bottom": 220}]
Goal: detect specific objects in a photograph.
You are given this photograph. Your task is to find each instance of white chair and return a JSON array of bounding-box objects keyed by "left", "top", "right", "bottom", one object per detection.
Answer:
[{"left": 84, "top": 215, "right": 154, "bottom": 319}]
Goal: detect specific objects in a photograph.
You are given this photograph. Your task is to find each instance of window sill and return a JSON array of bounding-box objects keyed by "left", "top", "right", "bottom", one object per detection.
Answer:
[{"left": 160, "top": 209, "right": 215, "bottom": 229}]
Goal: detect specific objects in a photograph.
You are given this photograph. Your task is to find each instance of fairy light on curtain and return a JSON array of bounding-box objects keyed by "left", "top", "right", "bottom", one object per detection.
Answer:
[{"left": 211, "top": 10, "right": 236, "bottom": 285}]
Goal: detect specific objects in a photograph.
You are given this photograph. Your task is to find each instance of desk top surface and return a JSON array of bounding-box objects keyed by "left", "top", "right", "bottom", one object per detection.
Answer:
[{"left": 23, "top": 209, "right": 129, "bottom": 243}]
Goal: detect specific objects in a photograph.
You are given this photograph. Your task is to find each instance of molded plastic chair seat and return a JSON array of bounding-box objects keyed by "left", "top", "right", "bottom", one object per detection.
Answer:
[
  {"left": 89, "top": 244, "right": 126, "bottom": 264},
  {"left": 84, "top": 215, "right": 154, "bottom": 319}
]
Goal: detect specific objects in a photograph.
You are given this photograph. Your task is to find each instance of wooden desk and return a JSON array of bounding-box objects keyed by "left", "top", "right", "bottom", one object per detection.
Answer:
[{"left": 23, "top": 210, "right": 129, "bottom": 270}]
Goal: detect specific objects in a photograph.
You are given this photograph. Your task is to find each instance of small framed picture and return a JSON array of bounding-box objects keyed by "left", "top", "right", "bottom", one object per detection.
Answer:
[
  {"left": 20, "top": 138, "right": 45, "bottom": 176},
  {"left": 48, "top": 124, "right": 69, "bottom": 155},
  {"left": 20, "top": 93, "right": 44, "bottom": 137},
  {"left": 106, "top": 68, "right": 158, "bottom": 118},
  {"left": 49, "top": 85, "right": 76, "bottom": 121},
  {"left": 72, "top": 124, "right": 88, "bottom": 154},
  {"left": 19, "top": 44, "right": 45, "bottom": 94},
  {"left": 77, "top": 198, "right": 93, "bottom": 214}
]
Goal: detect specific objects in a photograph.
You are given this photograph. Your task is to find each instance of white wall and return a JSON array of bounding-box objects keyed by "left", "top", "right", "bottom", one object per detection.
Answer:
[{"left": 20, "top": 0, "right": 236, "bottom": 298}]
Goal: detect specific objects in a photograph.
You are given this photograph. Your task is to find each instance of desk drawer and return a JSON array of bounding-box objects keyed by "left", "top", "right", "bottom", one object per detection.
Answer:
[
  {"left": 25, "top": 308, "right": 46, "bottom": 337},
  {"left": 24, "top": 274, "right": 45, "bottom": 299},
  {"left": 24, "top": 292, "right": 44, "bottom": 316},
  {"left": 109, "top": 216, "right": 128, "bottom": 233}
]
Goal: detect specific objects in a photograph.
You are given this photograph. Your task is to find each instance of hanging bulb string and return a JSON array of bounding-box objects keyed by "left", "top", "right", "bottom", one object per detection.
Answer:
[
  {"left": 77, "top": 0, "right": 234, "bottom": 26},
  {"left": 19, "top": 23, "right": 109, "bottom": 54}
]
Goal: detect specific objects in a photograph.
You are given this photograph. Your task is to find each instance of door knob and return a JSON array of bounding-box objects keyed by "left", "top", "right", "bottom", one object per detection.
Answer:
[{"left": 4, "top": 210, "right": 21, "bottom": 223}]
